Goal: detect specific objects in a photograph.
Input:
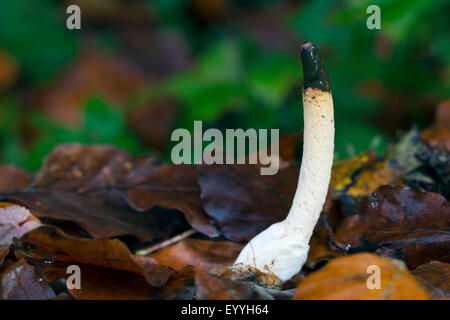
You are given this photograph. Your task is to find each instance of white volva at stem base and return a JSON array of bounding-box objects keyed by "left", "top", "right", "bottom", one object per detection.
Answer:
[{"left": 234, "top": 88, "right": 334, "bottom": 281}]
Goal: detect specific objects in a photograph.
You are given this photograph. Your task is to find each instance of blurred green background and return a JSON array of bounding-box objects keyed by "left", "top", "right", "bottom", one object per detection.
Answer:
[{"left": 0, "top": 0, "right": 448, "bottom": 170}]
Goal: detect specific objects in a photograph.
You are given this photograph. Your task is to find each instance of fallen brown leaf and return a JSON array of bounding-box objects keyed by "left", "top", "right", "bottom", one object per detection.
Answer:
[
  {"left": 1, "top": 143, "right": 216, "bottom": 239},
  {"left": 129, "top": 98, "right": 178, "bottom": 151},
  {"left": 197, "top": 163, "right": 299, "bottom": 241},
  {"left": 293, "top": 253, "right": 430, "bottom": 300},
  {"left": 30, "top": 143, "right": 134, "bottom": 193},
  {"left": 195, "top": 268, "right": 292, "bottom": 300},
  {"left": 1, "top": 190, "right": 184, "bottom": 241},
  {"left": 335, "top": 185, "right": 450, "bottom": 268},
  {"left": 0, "top": 165, "right": 30, "bottom": 191},
  {"left": 15, "top": 226, "right": 175, "bottom": 287},
  {"left": 33, "top": 52, "right": 147, "bottom": 125},
  {"left": 149, "top": 238, "right": 243, "bottom": 271},
  {"left": 122, "top": 160, "right": 218, "bottom": 237},
  {"left": 0, "top": 259, "right": 55, "bottom": 300},
  {"left": 412, "top": 261, "right": 450, "bottom": 300}
]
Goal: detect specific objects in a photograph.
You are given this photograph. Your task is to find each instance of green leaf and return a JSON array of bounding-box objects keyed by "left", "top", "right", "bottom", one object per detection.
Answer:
[
  {"left": 0, "top": 0, "right": 78, "bottom": 83},
  {"left": 83, "top": 97, "right": 124, "bottom": 141},
  {"left": 247, "top": 54, "right": 298, "bottom": 107}
]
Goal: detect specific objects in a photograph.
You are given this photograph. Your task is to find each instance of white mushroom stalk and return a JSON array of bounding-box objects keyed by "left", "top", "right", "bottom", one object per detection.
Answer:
[{"left": 234, "top": 42, "right": 335, "bottom": 281}]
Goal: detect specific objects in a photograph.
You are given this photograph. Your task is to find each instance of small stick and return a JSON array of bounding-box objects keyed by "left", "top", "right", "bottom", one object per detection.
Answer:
[{"left": 135, "top": 229, "right": 197, "bottom": 256}]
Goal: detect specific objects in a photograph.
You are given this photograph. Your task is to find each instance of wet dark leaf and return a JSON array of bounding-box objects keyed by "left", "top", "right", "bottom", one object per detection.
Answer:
[
  {"left": 121, "top": 160, "right": 218, "bottom": 237},
  {"left": 0, "top": 190, "right": 183, "bottom": 241},
  {"left": 2, "top": 143, "right": 217, "bottom": 239},
  {"left": 0, "top": 259, "right": 55, "bottom": 300},
  {"left": 335, "top": 185, "right": 450, "bottom": 268},
  {"left": 198, "top": 163, "right": 299, "bottom": 241}
]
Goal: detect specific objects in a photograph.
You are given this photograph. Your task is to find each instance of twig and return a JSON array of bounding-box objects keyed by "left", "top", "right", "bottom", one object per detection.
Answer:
[{"left": 135, "top": 229, "right": 197, "bottom": 256}]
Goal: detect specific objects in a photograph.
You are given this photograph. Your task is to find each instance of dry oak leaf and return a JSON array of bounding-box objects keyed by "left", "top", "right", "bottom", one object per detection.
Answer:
[
  {"left": 335, "top": 185, "right": 450, "bottom": 269},
  {"left": 197, "top": 163, "right": 299, "bottom": 241},
  {"left": 293, "top": 253, "right": 430, "bottom": 300},
  {"left": 0, "top": 259, "right": 55, "bottom": 300},
  {"left": 0, "top": 202, "right": 40, "bottom": 245},
  {"left": 412, "top": 261, "right": 450, "bottom": 300},
  {"left": 15, "top": 226, "right": 175, "bottom": 287},
  {"left": 149, "top": 238, "right": 243, "bottom": 271},
  {"left": 0, "top": 165, "right": 30, "bottom": 191}
]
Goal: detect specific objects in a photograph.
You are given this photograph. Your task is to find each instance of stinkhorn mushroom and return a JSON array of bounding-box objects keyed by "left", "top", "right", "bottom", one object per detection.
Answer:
[{"left": 234, "top": 42, "right": 334, "bottom": 281}]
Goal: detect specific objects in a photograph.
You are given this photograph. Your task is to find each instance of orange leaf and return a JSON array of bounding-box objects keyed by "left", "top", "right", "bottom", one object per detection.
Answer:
[{"left": 293, "top": 253, "right": 430, "bottom": 300}]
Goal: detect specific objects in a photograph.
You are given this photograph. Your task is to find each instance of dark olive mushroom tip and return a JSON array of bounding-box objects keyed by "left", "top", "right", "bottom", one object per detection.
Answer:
[{"left": 301, "top": 42, "right": 330, "bottom": 92}]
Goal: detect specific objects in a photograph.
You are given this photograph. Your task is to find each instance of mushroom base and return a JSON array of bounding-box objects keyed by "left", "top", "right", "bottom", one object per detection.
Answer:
[{"left": 233, "top": 221, "right": 310, "bottom": 282}]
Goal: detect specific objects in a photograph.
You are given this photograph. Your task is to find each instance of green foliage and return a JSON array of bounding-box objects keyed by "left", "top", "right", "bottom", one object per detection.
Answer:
[
  {"left": 141, "top": 0, "right": 448, "bottom": 160},
  {"left": 0, "top": 97, "right": 145, "bottom": 171},
  {"left": 0, "top": 0, "right": 448, "bottom": 169},
  {"left": 0, "top": 0, "right": 78, "bottom": 84}
]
